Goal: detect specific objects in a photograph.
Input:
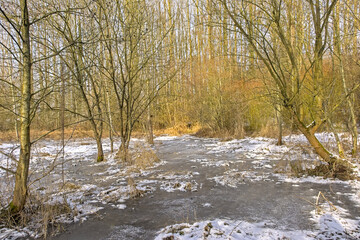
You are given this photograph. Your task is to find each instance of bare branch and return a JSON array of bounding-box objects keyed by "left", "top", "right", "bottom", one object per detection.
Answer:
[{"left": 0, "top": 165, "right": 16, "bottom": 175}]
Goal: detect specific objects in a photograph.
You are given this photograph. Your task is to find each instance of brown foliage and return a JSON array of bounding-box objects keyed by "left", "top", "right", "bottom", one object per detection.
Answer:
[{"left": 155, "top": 123, "right": 202, "bottom": 136}]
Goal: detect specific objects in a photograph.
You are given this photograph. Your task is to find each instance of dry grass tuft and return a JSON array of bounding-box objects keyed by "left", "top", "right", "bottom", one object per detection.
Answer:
[
  {"left": 255, "top": 122, "right": 292, "bottom": 139},
  {"left": 184, "top": 182, "right": 193, "bottom": 191},
  {"left": 62, "top": 182, "right": 81, "bottom": 191},
  {"left": 126, "top": 142, "right": 160, "bottom": 170},
  {"left": 38, "top": 202, "right": 72, "bottom": 239},
  {"left": 314, "top": 191, "right": 337, "bottom": 214},
  {"left": 257, "top": 122, "right": 279, "bottom": 138},
  {"left": 127, "top": 177, "right": 145, "bottom": 198},
  {"left": 0, "top": 131, "right": 18, "bottom": 141},
  {"left": 162, "top": 236, "right": 175, "bottom": 240},
  {"left": 0, "top": 129, "right": 96, "bottom": 141},
  {"left": 192, "top": 127, "right": 214, "bottom": 138},
  {"left": 0, "top": 207, "right": 24, "bottom": 229}
]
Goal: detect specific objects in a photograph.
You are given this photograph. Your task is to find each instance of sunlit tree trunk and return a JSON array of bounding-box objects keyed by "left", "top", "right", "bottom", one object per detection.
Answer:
[
  {"left": 291, "top": 110, "right": 335, "bottom": 162},
  {"left": 276, "top": 106, "right": 283, "bottom": 146},
  {"left": 11, "top": 0, "right": 32, "bottom": 213},
  {"left": 9, "top": 58, "right": 19, "bottom": 140},
  {"left": 104, "top": 80, "right": 114, "bottom": 153}
]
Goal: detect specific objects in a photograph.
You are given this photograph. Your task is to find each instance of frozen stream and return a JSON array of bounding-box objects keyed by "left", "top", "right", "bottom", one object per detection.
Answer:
[
  {"left": 1, "top": 134, "right": 360, "bottom": 239},
  {"left": 55, "top": 135, "right": 360, "bottom": 239}
]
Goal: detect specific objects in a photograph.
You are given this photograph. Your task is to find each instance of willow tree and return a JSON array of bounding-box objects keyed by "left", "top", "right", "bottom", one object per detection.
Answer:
[{"left": 215, "top": 0, "right": 353, "bottom": 172}]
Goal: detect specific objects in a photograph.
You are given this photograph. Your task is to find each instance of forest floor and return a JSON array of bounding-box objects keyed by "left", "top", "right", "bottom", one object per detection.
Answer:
[{"left": 0, "top": 133, "right": 360, "bottom": 239}]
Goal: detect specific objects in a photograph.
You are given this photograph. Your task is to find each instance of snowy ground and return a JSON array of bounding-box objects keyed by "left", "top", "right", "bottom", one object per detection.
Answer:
[{"left": 0, "top": 133, "right": 359, "bottom": 239}]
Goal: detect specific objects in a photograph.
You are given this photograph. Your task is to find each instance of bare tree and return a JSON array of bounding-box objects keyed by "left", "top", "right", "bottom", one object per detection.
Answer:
[
  {"left": 48, "top": 2, "right": 105, "bottom": 162},
  {"left": 214, "top": 0, "right": 353, "bottom": 170},
  {"left": 0, "top": 0, "right": 84, "bottom": 212},
  {"left": 95, "top": 0, "right": 177, "bottom": 161}
]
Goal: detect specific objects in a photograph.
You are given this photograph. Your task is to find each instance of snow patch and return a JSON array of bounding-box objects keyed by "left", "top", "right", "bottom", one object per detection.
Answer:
[
  {"left": 155, "top": 219, "right": 314, "bottom": 240},
  {"left": 154, "top": 135, "right": 179, "bottom": 141},
  {"left": 210, "top": 170, "right": 272, "bottom": 187}
]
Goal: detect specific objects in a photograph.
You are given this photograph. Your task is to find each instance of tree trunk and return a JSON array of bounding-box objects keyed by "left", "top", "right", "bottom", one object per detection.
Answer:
[
  {"left": 10, "top": 60, "right": 19, "bottom": 140},
  {"left": 147, "top": 105, "right": 154, "bottom": 145},
  {"left": 118, "top": 136, "right": 130, "bottom": 162},
  {"left": 333, "top": 4, "right": 358, "bottom": 157},
  {"left": 291, "top": 110, "right": 334, "bottom": 163},
  {"left": 146, "top": 73, "right": 154, "bottom": 145},
  {"left": 95, "top": 135, "right": 104, "bottom": 162},
  {"left": 76, "top": 67, "right": 104, "bottom": 162},
  {"left": 276, "top": 107, "right": 283, "bottom": 146},
  {"left": 327, "top": 118, "right": 345, "bottom": 158},
  {"left": 105, "top": 85, "right": 114, "bottom": 153},
  {"left": 339, "top": 54, "right": 358, "bottom": 157},
  {"left": 11, "top": 0, "right": 31, "bottom": 213},
  {"left": 74, "top": 20, "right": 104, "bottom": 162}
]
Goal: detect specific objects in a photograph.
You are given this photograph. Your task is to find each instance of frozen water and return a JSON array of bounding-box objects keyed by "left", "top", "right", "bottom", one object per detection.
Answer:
[{"left": 0, "top": 133, "right": 359, "bottom": 239}]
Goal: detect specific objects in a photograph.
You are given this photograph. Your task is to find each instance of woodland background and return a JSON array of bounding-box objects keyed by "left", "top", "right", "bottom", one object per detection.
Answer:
[{"left": 1, "top": 0, "right": 359, "bottom": 142}]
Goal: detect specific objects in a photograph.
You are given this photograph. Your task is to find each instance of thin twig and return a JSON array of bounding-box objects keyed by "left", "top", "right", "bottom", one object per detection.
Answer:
[
  {"left": 28, "top": 127, "right": 76, "bottom": 186},
  {"left": 0, "top": 150, "right": 18, "bottom": 162},
  {"left": 0, "top": 165, "right": 16, "bottom": 175},
  {"left": 228, "top": 221, "right": 242, "bottom": 237}
]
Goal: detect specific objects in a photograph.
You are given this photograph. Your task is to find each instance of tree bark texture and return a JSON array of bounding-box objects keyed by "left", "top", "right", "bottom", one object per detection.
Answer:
[{"left": 11, "top": 0, "right": 32, "bottom": 213}]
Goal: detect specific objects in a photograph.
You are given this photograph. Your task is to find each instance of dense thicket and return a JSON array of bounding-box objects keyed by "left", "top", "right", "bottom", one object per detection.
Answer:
[{"left": 1, "top": 0, "right": 358, "bottom": 135}]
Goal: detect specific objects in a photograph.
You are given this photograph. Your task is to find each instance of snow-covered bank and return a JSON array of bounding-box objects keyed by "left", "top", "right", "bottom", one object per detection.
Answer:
[
  {"left": 0, "top": 138, "right": 161, "bottom": 239},
  {"left": 155, "top": 212, "right": 360, "bottom": 240}
]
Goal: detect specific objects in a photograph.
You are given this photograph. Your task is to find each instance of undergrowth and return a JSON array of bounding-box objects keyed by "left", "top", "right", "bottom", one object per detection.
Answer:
[
  {"left": 155, "top": 123, "right": 202, "bottom": 136},
  {"left": 127, "top": 177, "right": 145, "bottom": 198},
  {"left": 193, "top": 127, "right": 237, "bottom": 140},
  {"left": 275, "top": 158, "right": 356, "bottom": 181},
  {"left": 0, "top": 192, "right": 75, "bottom": 239},
  {"left": 306, "top": 159, "right": 355, "bottom": 181}
]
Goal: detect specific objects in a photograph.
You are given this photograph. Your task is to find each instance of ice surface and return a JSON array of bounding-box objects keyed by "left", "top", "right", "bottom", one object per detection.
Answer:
[{"left": 1, "top": 132, "right": 359, "bottom": 239}]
